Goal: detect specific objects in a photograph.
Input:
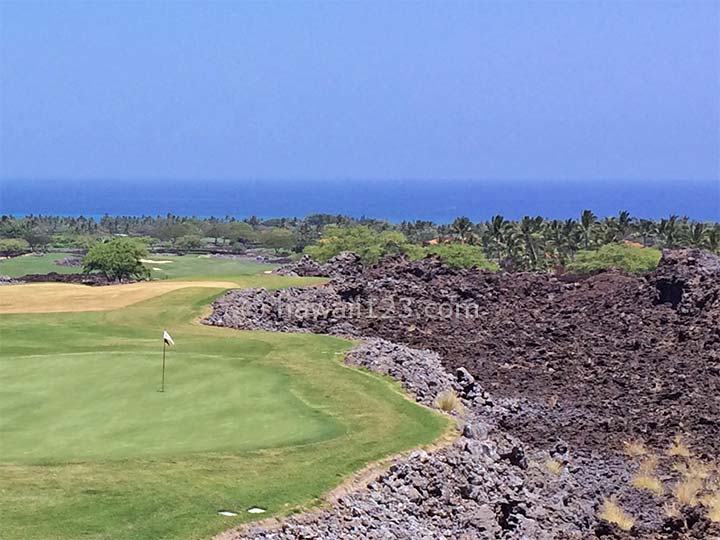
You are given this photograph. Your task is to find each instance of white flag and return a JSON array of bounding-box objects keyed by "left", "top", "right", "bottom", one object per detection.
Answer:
[{"left": 163, "top": 330, "right": 175, "bottom": 346}]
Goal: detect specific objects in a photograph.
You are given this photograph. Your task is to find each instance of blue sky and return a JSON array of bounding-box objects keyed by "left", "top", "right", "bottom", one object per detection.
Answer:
[{"left": 0, "top": 1, "right": 718, "bottom": 183}]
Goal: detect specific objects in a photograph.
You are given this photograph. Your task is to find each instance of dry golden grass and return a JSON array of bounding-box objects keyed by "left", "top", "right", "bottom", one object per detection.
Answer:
[
  {"left": 673, "top": 477, "right": 702, "bottom": 507},
  {"left": 673, "top": 459, "right": 713, "bottom": 481},
  {"left": 545, "top": 459, "right": 565, "bottom": 476},
  {"left": 623, "top": 440, "right": 649, "bottom": 458},
  {"left": 0, "top": 281, "right": 238, "bottom": 314},
  {"left": 433, "top": 390, "right": 464, "bottom": 414},
  {"left": 702, "top": 491, "right": 720, "bottom": 522},
  {"left": 663, "top": 502, "right": 681, "bottom": 519},
  {"left": 599, "top": 498, "right": 635, "bottom": 531},
  {"left": 638, "top": 454, "right": 659, "bottom": 475},
  {"left": 667, "top": 435, "right": 692, "bottom": 458},
  {"left": 632, "top": 473, "right": 664, "bottom": 496}
]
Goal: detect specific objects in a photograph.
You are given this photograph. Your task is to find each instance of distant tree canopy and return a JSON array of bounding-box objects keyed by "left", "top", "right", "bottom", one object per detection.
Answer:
[
  {"left": 566, "top": 244, "right": 662, "bottom": 275},
  {"left": 0, "top": 238, "right": 30, "bottom": 256},
  {"left": 420, "top": 243, "right": 499, "bottom": 271},
  {"left": 259, "top": 227, "right": 293, "bottom": 254},
  {"left": 83, "top": 238, "right": 150, "bottom": 282},
  {"left": 2, "top": 211, "right": 718, "bottom": 273},
  {"left": 305, "top": 225, "right": 419, "bottom": 265}
]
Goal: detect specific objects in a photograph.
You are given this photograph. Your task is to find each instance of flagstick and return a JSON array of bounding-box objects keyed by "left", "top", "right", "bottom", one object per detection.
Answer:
[{"left": 161, "top": 340, "right": 166, "bottom": 392}]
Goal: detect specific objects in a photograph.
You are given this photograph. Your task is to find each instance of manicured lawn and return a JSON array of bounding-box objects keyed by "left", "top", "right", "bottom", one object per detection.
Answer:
[
  {"left": 0, "top": 252, "right": 273, "bottom": 279},
  {"left": 0, "top": 251, "right": 78, "bottom": 276},
  {"left": 0, "top": 279, "right": 448, "bottom": 540},
  {"left": 141, "top": 254, "right": 273, "bottom": 280}
]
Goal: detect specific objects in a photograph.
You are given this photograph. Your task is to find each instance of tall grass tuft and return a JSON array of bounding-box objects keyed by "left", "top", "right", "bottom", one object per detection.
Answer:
[
  {"left": 434, "top": 390, "right": 464, "bottom": 414},
  {"left": 599, "top": 497, "right": 635, "bottom": 531}
]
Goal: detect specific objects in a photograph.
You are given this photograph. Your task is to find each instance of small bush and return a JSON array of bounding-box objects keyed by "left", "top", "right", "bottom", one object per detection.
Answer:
[
  {"left": 418, "top": 243, "right": 499, "bottom": 271},
  {"left": 433, "top": 390, "right": 464, "bottom": 414},
  {"left": 545, "top": 459, "right": 565, "bottom": 476},
  {"left": 599, "top": 498, "right": 635, "bottom": 531},
  {"left": 667, "top": 435, "right": 692, "bottom": 458},
  {"left": 632, "top": 474, "right": 664, "bottom": 495},
  {"left": 673, "top": 478, "right": 702, "bottom": 507},
  {"left": 623, "top": 440, "right": 649, "bottom": 458},
  {"left": 567, "top": 244, "right": 661, "bottom": 275}
]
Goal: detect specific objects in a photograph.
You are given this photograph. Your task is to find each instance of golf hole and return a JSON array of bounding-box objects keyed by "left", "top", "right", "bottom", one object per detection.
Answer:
[
  {"left": 217, "top": 510, "right": 238, "bottom": 517},
  {"left": 247, "top": 507, "right": 266, "bottom": 514}
]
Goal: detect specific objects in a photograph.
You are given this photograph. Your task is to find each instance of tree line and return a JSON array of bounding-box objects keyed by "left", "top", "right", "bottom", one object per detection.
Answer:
[{"left": 0, "top": 211, "right": 718, "bottom": 272}]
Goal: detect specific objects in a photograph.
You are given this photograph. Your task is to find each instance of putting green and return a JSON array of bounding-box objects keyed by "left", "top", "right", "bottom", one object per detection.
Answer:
[{"left": 0, "top": 277, "right": 448, "bottom": 540}]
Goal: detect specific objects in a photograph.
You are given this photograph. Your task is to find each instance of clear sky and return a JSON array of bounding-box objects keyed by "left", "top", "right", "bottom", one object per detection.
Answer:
[{"left": 0, "top": 1, "right": 718, "bottom": 183}]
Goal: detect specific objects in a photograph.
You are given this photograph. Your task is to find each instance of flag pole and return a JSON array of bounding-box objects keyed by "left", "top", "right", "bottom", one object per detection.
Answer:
[{"left": 161, "top": 338, "right": 166, "bottom": 392}]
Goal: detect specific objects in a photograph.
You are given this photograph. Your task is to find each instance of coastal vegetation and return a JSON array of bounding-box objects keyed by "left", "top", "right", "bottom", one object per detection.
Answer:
[{"left": 1, "top": 211, "right": 717, "bottom": 274}]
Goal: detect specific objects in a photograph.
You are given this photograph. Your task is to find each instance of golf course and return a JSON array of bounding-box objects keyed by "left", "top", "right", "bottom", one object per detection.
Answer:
[{"left": 0, "top": 263, "right": 448, "bottom": 540}]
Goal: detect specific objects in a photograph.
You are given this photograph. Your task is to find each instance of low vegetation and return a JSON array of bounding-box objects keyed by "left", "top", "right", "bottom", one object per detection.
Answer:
[
  {"left": 566, "top": 243, "right": 661, "bottom": 274},
  {"left": 599, "top": 497, "right": 635, "bottom": 531},
  {"left": 602, "top": 436, "right": 720, "bottom": 531},
  {"left": 433, "top": 390, "right": 464, "bottom": 414}
]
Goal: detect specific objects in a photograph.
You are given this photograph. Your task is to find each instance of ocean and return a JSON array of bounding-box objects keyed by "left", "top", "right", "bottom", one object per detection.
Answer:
[{"left": 1, "top": 179, "right": 718, "bottom": 223}]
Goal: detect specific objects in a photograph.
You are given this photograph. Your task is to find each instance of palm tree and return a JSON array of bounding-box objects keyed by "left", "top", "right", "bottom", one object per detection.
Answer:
[
  {"left": 451, "top": 216, "right": 474, "bottom": 244},
  {"left": 658, "top": 215, "right": 680, "bottom": 248},
  {"left": 707, "top": 225, "right": 720, "bottom": 254},
  {"left": 687, "top": 222, "right": 706, "bottom": 247},
  {"left": 580, "top": 210, "right": 596, "bottom": 249},
  {"left": 487, "top": 215, "right": 507, "bottom": 259},
  {"left": 615, "top": 210, "right": 634, "bottom": 241},
  {"left": 637, "top": 219, "right": 656, "bottom": 247},
  {"left": 519, "top": 216, "right": 545, "bottom": 270}
]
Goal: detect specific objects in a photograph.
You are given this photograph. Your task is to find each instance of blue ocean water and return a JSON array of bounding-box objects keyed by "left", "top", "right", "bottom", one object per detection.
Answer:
[{"left": 1, "top": 179, "right": 718, "bottom": 222}]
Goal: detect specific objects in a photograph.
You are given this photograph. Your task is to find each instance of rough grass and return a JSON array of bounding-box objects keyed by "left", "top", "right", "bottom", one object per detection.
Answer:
[
  {"left": 433, "top": 390, "right": 464, "bottom": 414},
  {"left": 0, "top": 281, "right": 449, "bottom": 540},
  {"left": 632, "top": 474, "right": 665, "bottom": 495},
  {"left": 599, "top": 498, "right": 635, "bottom": 531}
]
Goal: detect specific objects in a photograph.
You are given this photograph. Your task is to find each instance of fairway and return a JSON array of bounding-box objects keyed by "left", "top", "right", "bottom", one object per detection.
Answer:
[
  {"left": 0, "top": 252, "right": 274, "bottom": 279},
  {"left": 0, "top": 275, "right": 320, "bottom": 314},
  {"left": 0, "top": 276, "right": 448, "bottom": 540}
]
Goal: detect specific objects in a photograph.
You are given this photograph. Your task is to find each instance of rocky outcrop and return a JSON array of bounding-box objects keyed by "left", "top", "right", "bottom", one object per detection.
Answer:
[
  {"left": 276, "top": 252, "right": 363, "bottom": 278},
  {"left": 208, "top": 249, "right": 720, "bottom": 540},
  {"left": 54, "top": 256, "right": 84, "bottom": 267},
  {"left": 0, "top": 275, "right": 23, "bottom": 286},
  {"left": 18, "top": 272, "right": 136, "bottom": 286}
]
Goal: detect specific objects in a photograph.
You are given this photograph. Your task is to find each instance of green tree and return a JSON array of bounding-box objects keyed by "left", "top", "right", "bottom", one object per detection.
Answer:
[
  {"left": 305, "top": 225, "right": 417, "bottom": 264},
  {"left": 0, "top": 238, "right": 30, "bottom": 256},
  {"left": 229, "top": 222, "right": 256, "bottom": 245},
  {"left": 421, "top": 243, "right": 498, "bottom": 270},
  {"left": 567, "top": 244, "right": 661, "bottom": 275},
  {"left": 451, "top": 217, "right": 475, "bottom": 244},
  {"left": 580, "top": 210, "right": 597, "bottom": 249},
  {"left": 83, "top": 239, "right": 150, "bottom": 282},
  {"left": 175, "top": 235, "right": 203, "bottom": 252},
  {"left": 259, "top": 228, "right": 294, "bottom": 254}
]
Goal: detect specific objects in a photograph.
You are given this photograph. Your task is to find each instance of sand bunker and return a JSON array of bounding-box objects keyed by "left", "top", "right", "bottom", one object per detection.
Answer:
[{"left": 140, "top": 259, "right": 173, "bottom": 264}]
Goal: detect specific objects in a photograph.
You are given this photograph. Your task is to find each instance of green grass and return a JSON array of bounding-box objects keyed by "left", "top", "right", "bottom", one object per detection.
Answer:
[
  {"left": 0, "top": 252, "right": 274, "bottom": 280},
  {"left": 0, "top": 251, "right": 78, "bottom": 277},
  {"left": 142, "top": 254, "right": 275, "bottom": 280},
  {"left": 0, "top": 279, "right": 448, "bottom": 540}
]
